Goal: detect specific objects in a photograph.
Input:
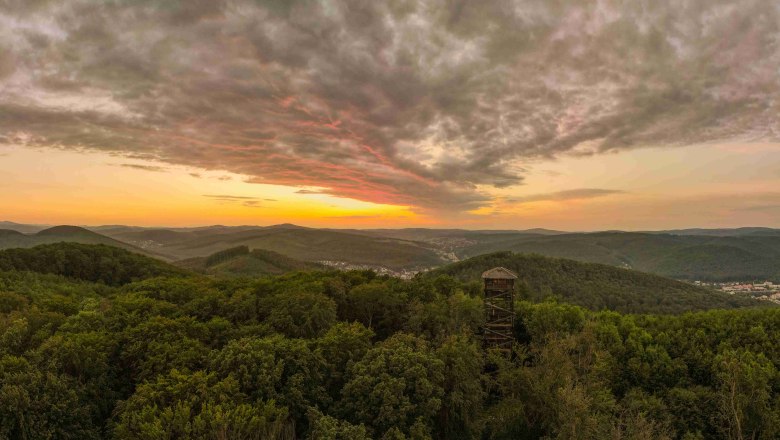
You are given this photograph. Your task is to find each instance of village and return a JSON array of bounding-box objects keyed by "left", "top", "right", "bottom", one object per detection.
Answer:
[{"left": 693, "top": 280, "right": 780, "bottom": 304}]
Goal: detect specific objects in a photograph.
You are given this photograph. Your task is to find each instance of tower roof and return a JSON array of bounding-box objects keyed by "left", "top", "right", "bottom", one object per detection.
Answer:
[{"left": 481, "top": 267, "right": 518, "bottom": 279}]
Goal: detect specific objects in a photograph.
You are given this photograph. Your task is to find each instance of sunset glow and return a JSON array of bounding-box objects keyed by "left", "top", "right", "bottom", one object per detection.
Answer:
[{"left": 1, "top": 1, "right": 779, "bottom": 230}]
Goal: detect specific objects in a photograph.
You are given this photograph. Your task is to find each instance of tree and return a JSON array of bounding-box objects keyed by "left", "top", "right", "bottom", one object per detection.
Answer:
[
  {"left": 344, "top": 283, "right": 406, "bottom": 338},
  {"left": 715, "top": 349, "right": 778, "bottom": 440},
  {"left": 434, "top": 334, "right": 485, "bottom": 439},
  {"left": 208, "top": 335, "right": 328, "bottom": 428},
  {"left": 307, "top": 408, "right": 370, "bottom": 440},
  {"left": 263, "top": 291, "right": 337, "bottom": 338},
  {"left": 315, "top": 322, "right": 374, "bottom": 401},
  {"left": 113, "top": 369, "right": 291, "bottom": 440},
  {"left": 339, "top": 333, "right": 444, "bottom": 438},
  {"left": 0, "top": 356, "right": 100, "bottom": 440}
]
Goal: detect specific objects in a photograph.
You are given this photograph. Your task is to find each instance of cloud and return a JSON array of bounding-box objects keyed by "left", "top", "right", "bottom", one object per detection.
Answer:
[
  {"left": 117, "top": 163, "right": 167, "bottom": 172},
  {"left": 737, "top": 204, "right": 780, "bottom": 212},
  {"left": 241, "top": 200, "right": 262, "bottom": 208},
  {"left": 508, "top": 188, "right": 625, "bottom": 204},
  {"left": 202, "top": 194, "right": 263, "bottom": 208},
  {"left": 295, "top": 189, "right": 323, "bottom": 195},
  {"left": 203, "top": 194, "right": 257, "bottom": 201},
  {"left": 1, "top": 0, "right": 778, "bottom": 212}
]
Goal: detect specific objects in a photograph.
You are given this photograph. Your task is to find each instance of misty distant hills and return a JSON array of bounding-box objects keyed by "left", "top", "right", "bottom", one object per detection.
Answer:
[
  {"left": 0, "top": 226, "right": 167, "bottom": 260},
  {"left": 100, "top": 224, "right": 445, "bottom": 270},
  {"left": 0, "top": 221, "right": 49, "bottom": 234},
  {"left": 2, "top": 221, "right": 780, "bottom": 280},
  {"left": 644, "top": 227, "right": 780, "bottom": 237}
]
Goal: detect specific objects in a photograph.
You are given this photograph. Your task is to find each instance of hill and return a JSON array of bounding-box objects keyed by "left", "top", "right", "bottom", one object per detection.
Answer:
[
  {"left": 423, "top": 251, "right": 764, "bottom": 314},
  {"left": 0, "top": 225, "right": 168, "bottom": 260},
  {"left": 0, "top": 221, "right": 49, "bottom": 234},
  {"left": 104, "top": 226, "right": 445, "bottom": 270},
  {"left": 175, "top": 245, "right": 324, "bottom": 276},
  {"left": 0, "top": 242, "right": 187, "bottom": 286},
  {"left": 457, "top": 232, "right": 780, "bottom": 282}
]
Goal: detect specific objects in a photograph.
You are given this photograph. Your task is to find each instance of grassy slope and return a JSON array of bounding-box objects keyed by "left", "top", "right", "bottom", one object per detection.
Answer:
[{"left": 425, "top": 251, "right": 766, "bottom": 314}]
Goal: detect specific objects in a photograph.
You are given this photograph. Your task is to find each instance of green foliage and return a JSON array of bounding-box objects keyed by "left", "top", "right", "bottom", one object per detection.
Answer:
[
  {"left": 0, "top": 356, "right": 100, "bottom": 440},
  {"left": 113, "top": 369, "right": 291, "bottom": 440},
  {"left": 458, "top": 232, "right": 780, "bottom": 282},
  {"left": 208, "top": 335, "right": 328, "bottom": 428},
  {"left": 178, "top": 246, "right": 324, "bottom": 277},
  {"left": 0, "top": 243, "right": 779, "bottom": 439},
  {"left": 0, "top": 243, "right": 185, "bottom": 286},
  {"left": 204, "top": 245, "right": 251, "bottom": 267},
  {"left": 339, "top": 333, "right": 445, "bottom": 438},
  {"left": 138, "top": 227, "right": 444, "bottom": 270},
  {"left": 307, "top": 408, "right": 370, "bottom": 440},
  {"left": 426, "top": 252, "right": 763, "bottom": 314},
  {"left": 261, "top": 291, "right": 337, "bottom": 338}
]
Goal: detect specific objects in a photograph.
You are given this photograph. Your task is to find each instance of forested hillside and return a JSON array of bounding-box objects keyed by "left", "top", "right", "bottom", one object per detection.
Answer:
[
  {"left": 0, "top": 243, "right": 185, "bottom": 286},
  {"left": 458, "top": 232, "right": 780, "bottom": 282},
  {"left": 425, "top": 251, "right": 760, "bottom": 314},
  {"left": 175, "top": 245, "right": 324, "bottom": 276},
  {"left": 1, "top": 243, "right": 778, "bottom": 439},
  {"left": 0, "top": 226, "right": 164, "bottom": 259},
  {"left": 103, "top": 225, "right": 446, "bottom": 270}
]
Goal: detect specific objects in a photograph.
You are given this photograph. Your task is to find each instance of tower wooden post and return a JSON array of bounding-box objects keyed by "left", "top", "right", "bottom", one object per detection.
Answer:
[{"left": 481, "top": 267, "right": 517, "bottom": 355}]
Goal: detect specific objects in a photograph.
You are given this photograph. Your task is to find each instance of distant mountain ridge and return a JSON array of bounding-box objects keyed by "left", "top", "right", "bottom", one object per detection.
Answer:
[
  {"left": 0, "top": 225, "right": 168, "bottom": 260},
  {"left": 3, "top": 221, "right": 780, "bottom": 280}
]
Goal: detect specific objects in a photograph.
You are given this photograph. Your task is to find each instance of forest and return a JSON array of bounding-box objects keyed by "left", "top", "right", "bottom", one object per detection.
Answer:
[{"left": 0, "top": 243, "right": 779, "bottom": 439}]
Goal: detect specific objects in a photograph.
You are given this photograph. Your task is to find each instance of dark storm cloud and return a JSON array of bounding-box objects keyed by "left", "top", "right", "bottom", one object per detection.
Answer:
[
  {"left": 508, "top": 188, "right": 625, "bottom": 204},
  {"left": 1, "top": 0, "right": 778, "bottom": 211}
]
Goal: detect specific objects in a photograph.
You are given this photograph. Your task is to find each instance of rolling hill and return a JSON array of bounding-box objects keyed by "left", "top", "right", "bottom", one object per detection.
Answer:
[
  {"left": 4, "top": 221, "right": 780, "bottom": 281},
  {"left": 424, "top": 251, "right": 765, "bottom": 314},
  {"left": 0, "top": 221, "right": 49, "bottom": 234},
  {"left": 175, "top": 245, "right": 324, "bottom": 276},
  {"left": 456, "top": 232, "right": 780, "bottom": 282},
  {"left": 0, "top": 242, "right": 187, "bottom": 286},
  {"left": 0, "top": 225, "right": 168, "bottom": 260},
  {"left": 103, "top": 225, "right": 446, "bottom": 270}
]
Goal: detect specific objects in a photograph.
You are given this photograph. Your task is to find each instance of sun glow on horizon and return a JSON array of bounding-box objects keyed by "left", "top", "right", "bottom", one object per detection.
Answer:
[
  {"left": 0, "top": 145, "right": 422, "bottom": 228},
  {"left": 3, "top": 142, "right": 780, "bottom": 231}
]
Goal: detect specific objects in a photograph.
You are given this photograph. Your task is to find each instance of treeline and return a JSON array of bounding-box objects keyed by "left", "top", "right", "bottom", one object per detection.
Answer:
[{"left": 0, "top": 244, "right": 778, "bottom": 439}]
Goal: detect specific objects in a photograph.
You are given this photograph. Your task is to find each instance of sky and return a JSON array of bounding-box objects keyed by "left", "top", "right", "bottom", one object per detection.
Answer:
[{"left": 1, "top": 0, "right": 779, "bottom": 230}]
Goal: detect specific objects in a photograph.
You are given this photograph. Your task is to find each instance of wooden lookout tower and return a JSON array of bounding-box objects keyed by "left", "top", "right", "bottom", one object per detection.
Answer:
[{"left": 481, "top": 267, "right": 517, "bottom": 354}]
